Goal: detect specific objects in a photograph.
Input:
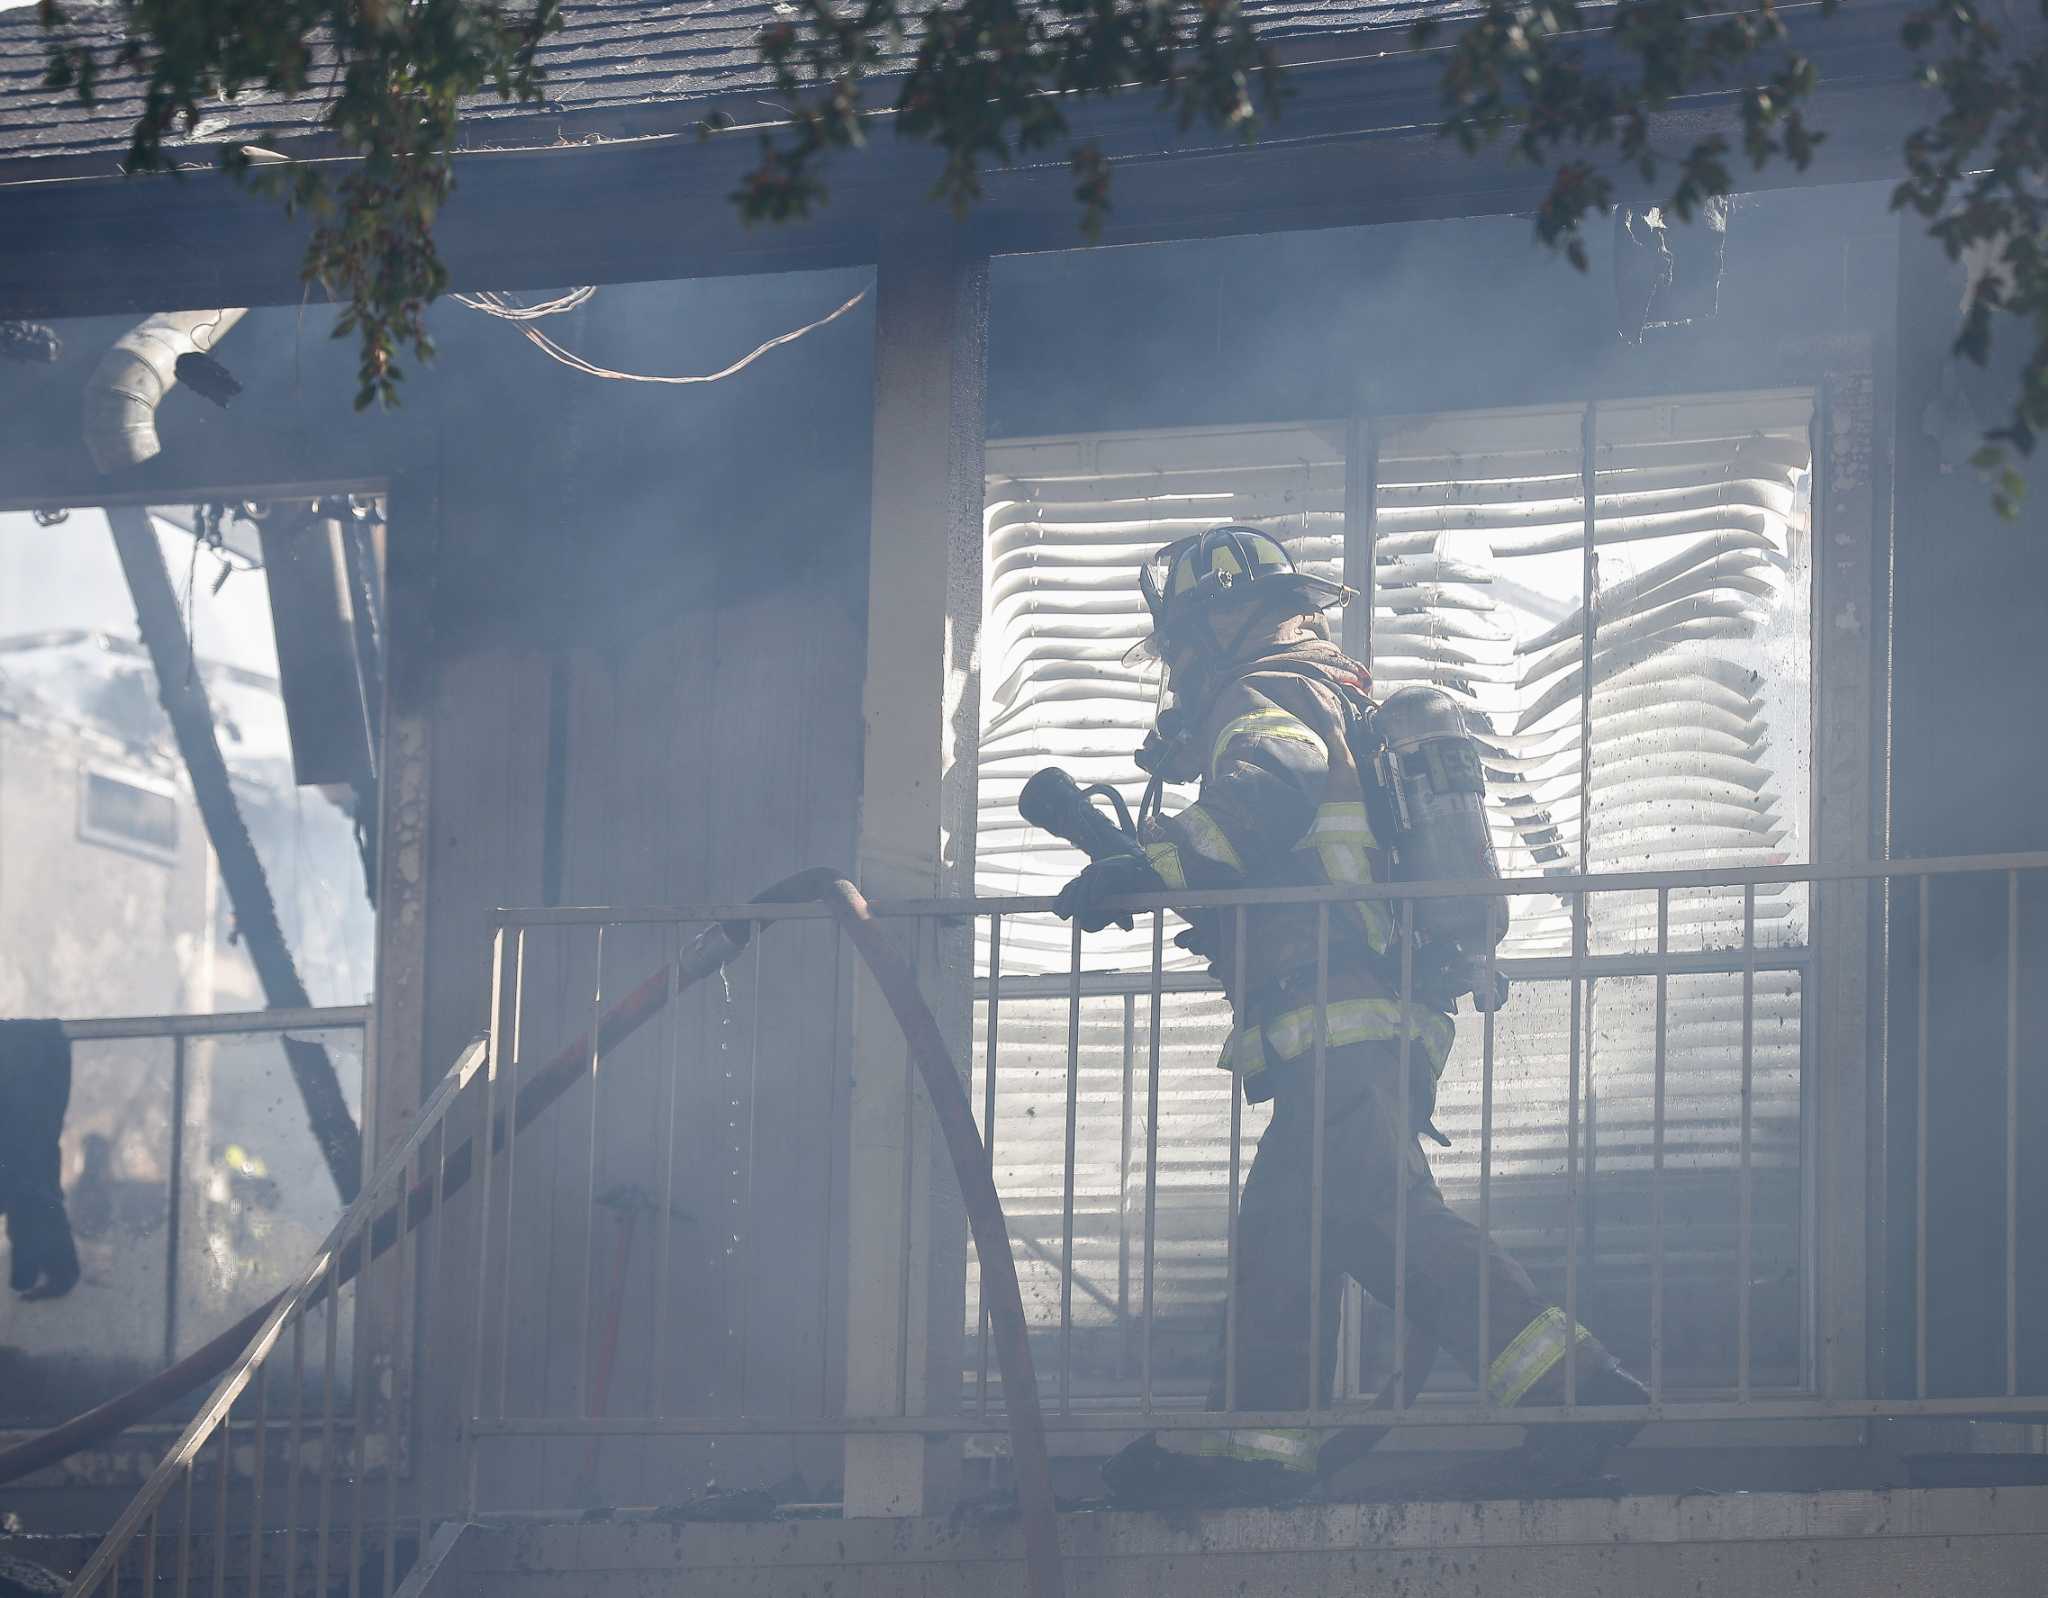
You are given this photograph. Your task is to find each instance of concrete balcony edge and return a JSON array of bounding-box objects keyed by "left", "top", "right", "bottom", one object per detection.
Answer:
[{"left": 447, "top": 1485, "right": 2048, "bottom": 1597}]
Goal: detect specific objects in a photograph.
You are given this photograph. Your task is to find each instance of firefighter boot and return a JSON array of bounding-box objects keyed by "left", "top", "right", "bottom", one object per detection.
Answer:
[
  {"left": 1509, "top": 1354, "right": 1651, "bottom": 1492},
  {"left": 1433, "top": 1355, "right": 1650, "bottom": 1501},
  {"left": 1101, "top": 1433, "right": 1314, "bottom": 1510}
]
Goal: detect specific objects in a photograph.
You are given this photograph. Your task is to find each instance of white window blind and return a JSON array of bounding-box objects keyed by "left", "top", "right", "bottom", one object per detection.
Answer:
[
  {"left": 973, "top": 393, "right": 1816, "bottom": 1404},
  {"left": 976, "top": 426, "right": 1341, "bottom": 1391},
  {"left": 980, "top": 422, "right": 1348, "bottom": 973}
]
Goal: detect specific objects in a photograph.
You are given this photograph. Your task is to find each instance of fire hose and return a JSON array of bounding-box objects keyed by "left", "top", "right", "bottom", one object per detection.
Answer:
[{"left": 0, "top": 872, "right": 1065, "bottom": 1598}]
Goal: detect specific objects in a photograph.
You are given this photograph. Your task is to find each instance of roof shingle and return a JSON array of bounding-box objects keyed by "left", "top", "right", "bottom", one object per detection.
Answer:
[{"left": 0, "top": 0, "right": 1460, "bottom": 165}]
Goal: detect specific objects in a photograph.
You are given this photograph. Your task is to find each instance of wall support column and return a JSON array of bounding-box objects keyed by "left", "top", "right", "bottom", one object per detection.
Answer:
[
  {"left": 368, "top": 475, "right": 440, "bottom": 1513},
  {"left": 1812, "top": 350, "right": 1881, "bottom": 1400},
  {"left": 844, "top": 231, "right": 989, "bottom": 1517}
]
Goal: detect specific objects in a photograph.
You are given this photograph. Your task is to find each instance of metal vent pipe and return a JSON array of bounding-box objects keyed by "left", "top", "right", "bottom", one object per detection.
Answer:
[{"left": 82, "top": 308, "right": 247, "bottom": 472}]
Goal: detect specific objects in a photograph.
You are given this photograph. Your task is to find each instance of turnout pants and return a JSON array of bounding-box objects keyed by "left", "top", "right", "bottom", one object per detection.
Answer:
[{"left": 1210, "top": 1041, "right": 1617, "bottom": 1420}]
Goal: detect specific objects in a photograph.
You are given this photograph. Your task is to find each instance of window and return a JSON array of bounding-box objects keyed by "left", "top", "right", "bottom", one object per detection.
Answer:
[
  {"left": 0, "top": 499, "right": 380, "bottom": 1016},
  {"left": 980, "top": 422, "right": 1346, "bottom": 967},
  {"left": 974, "top": 391, "right": 1818, "bottom": 1403},
  {"left": 0, "top": 497, "right": 379, "bottom": 1424},
  {"left": 78, "top": 767, "right": 180, "bottom": 861}
]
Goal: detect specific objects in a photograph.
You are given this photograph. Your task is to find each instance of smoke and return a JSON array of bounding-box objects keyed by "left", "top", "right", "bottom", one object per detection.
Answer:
[{"left": 991, "top": 185, "right": 1903, "bottom": 441}]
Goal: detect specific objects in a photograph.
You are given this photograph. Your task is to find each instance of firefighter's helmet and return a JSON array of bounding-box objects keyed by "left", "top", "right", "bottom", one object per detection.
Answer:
[{"left": 1126, "top": 524, "right": 1352, "bottom": 665}]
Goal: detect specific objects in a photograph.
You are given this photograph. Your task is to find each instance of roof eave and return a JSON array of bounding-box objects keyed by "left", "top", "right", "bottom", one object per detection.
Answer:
[{"left": 0, "top": 0, "right": 1962, "bottom": 320}]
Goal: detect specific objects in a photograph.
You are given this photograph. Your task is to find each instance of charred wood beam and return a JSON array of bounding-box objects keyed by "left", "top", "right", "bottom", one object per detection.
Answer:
[{"left": 104, "top": 505, "right": 364, "bottom": 1202}]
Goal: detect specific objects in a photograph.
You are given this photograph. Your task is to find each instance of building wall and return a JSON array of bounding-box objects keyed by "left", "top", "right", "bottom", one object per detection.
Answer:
[
  {"left": 401, "top": 275, "right": 877, "bottom": 1511},
  {"left": 1886, "top": 223, "right": 2048, "bottom": 1400},
  {"left": 5, "top": 176, "right": 2043, "bottom": 1512},
  {"left": 0, "top": 718, "right": 219, "bottom": 1019}
]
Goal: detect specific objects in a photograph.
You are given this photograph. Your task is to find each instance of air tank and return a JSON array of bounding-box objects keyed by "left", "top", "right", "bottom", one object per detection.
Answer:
[{"left": 1373, "top": 685, "right": 1510, "bottom": 997}]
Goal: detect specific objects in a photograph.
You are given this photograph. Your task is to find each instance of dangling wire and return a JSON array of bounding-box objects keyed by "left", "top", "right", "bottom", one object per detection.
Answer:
[
  {"left": 189, "top": 308, "right": 233, "bottom": 354},
  {"left": 151, "top": 502, "right": 267, "bottom": 625},
  {"left": 448, "top": 286, "right": 596, "bottom": 321},
  {"left": 451, "top": 285, "right": 869, "bottom": 386},
  {"left": 517, "top": 289, "right": 867, "bottom": 385}
]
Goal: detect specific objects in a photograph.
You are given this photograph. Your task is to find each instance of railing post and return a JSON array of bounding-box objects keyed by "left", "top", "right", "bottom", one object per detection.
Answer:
[
  {"left": 1144, "top": 912, "right": 1168, "bottom": 1415},
  {"left": 977, "top": 915, "right": 1003, "bottom": 1418},
  {"left": 2008, "top": 871, "right": 2022, "bottom": 1399},
  {"left": 1117, "top": 990, "right": 1136, "bottom": 1381},
  {"left": 461, "top": 934, "right": 509, "bottom": 1517},
  {"left": 1060, "top": 921, "right": 1082, "bottom": 1415},
  {"left": 1651, "top": 888, "right": 1668, "bottom": 1403},
  {"left": 1222, "top": 907, "right": 1245, "bottom": 1415},
  {"left": 166, "top": 1034, "right": 186, "bottom": 1369},
  {"left": 1308, "top": 905, "right": 1332, "bottom": 1415},
  {"left": 843, "top": 227, "right": 989, "bottom": 1517}
]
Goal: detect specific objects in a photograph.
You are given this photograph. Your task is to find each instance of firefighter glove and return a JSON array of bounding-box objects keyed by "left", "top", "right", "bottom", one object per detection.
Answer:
[{"left": 1054, "top": 853, "right": 1164, "bottom": 933}]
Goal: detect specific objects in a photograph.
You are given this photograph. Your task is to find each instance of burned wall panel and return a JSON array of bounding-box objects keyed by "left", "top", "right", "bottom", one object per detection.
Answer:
[{"left": 413, "top": 641, "right": 553, "bottom": 1516}]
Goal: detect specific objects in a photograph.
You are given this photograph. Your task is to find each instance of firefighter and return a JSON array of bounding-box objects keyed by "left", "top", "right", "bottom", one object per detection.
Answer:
[{"left": 1051, "top": 525, "right": 1648, "bottom": 1505}]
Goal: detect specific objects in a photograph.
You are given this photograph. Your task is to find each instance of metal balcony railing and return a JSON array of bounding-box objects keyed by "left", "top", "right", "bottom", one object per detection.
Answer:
[
  {"left": 467, "top": 853, "right": 2044, "bottom": 1453},
  {"left": 63, "top": 1036, "right": 486, "bottom": 1598},
  {"left": 59, "top": 854, "right": 2048, "bottom": 1598},
  {"left": 5, "top": 1008, "right": 368, "bottom": 1432}
]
